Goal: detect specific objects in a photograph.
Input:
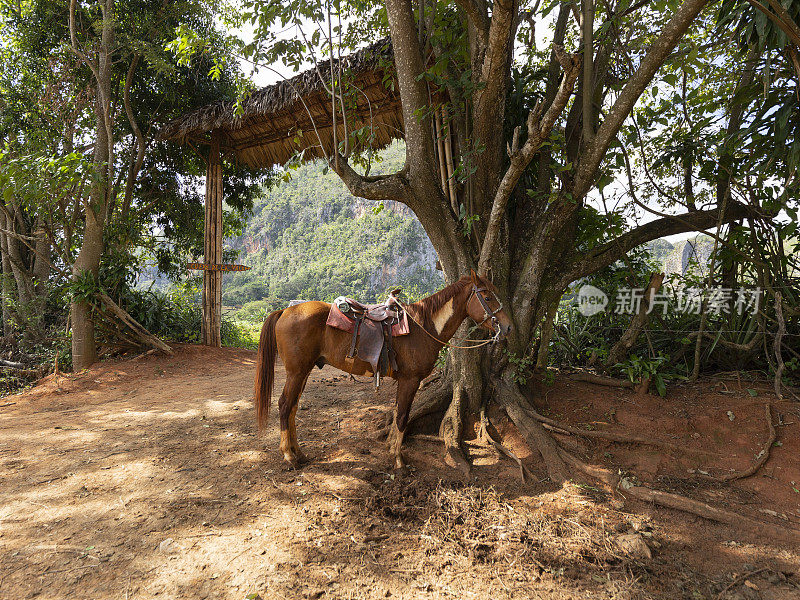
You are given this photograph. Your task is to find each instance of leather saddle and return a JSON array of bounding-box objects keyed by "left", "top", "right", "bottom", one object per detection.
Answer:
[{"left": 325, "top": 290, "right": 409, "bottom": 387}]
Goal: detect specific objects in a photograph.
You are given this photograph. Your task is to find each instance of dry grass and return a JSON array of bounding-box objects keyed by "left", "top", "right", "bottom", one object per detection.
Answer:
[{"left": 357, "top": 478, "right": 667, "bottom": 599}]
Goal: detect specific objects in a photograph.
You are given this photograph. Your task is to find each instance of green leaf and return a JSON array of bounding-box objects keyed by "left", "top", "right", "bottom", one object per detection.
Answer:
[{"left": 654, "top": 374, "right": 666, "bottom": 397}]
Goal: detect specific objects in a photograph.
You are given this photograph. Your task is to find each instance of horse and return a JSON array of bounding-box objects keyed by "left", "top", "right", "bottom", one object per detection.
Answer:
[{"left": 253, "top": 270, "right": 512, "bottom": 471}]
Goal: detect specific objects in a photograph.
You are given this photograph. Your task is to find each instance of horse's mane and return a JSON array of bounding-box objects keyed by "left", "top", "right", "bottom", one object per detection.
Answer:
[{"left": 410, "top": 276, "right": 472, "bottom": 323}]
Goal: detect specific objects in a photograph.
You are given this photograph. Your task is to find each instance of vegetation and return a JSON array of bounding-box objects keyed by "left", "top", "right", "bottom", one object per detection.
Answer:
[
  {"left": 224, "top": 142, "right": 441, "bottom": 317},
  {"left": 0, "top": 0, "right": 265, "bottom": 382}
]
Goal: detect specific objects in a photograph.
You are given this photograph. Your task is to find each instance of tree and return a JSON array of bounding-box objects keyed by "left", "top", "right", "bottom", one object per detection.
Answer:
[
  {"left": 186, "top": 0, "right": 787, "bottom": 480},
  {"left": 1, "top": 0, "right": 264, "bottom": 369}
]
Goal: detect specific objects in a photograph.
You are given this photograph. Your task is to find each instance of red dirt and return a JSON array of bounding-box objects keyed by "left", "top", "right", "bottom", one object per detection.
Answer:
[{"left": 0, "top": 345, "right": 798, "bottom": 599}]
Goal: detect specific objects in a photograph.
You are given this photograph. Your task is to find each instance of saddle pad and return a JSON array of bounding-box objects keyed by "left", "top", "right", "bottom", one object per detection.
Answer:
[{"left": 325, "top": 303, "right": 410, "bottom": 336}]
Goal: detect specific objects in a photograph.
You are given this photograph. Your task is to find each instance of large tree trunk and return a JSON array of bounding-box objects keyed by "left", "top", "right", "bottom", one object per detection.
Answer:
[
  {"left": 70, "top": 210, "right": 104, "bottom": 371},
  {"left": 1, "top": 220, "right": 13, "bottom": 340},
  {"left": 69, "top": 0, "right": 114, "bottom": 371}
]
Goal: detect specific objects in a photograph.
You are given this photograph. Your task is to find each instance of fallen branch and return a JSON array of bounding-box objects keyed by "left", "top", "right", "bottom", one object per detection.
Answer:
[
  {"left": 557, "top": 448, "right": 800, "bottom": 541},
  {"left": 97, "top": 292, "right": 173, "bottom": 356},
  {"left": 0, "top": 359, "right": 25, "bottom": 369},
  {"left": 604, "top": 272, "right": 664, "bottom": 368},
  {"left": 567, "top": 372, "right": 635, "bottom": 389}
]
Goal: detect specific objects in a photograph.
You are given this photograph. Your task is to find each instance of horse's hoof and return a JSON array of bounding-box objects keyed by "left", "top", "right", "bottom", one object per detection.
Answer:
[
  {"left": 392, "top": 454, "right": 411, "bottom": 476},
  {"left": 283, "top": 456, "right": 303, "bottom": 470}
]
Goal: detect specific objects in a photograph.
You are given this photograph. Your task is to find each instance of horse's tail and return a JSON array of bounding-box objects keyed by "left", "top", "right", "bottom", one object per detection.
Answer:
[{"left": 254, "top": 309, "right": 283, "bottom": 432}]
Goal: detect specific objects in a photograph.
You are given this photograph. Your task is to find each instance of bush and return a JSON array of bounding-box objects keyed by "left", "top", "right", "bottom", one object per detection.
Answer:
[{"left": 118, "top": 284, "right": 256, "bottom": 348}]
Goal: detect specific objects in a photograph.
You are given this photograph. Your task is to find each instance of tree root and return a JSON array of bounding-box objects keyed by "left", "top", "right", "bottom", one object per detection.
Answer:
[
  {"left": 697, "top": 404, "right": 776, "bottom": 482},
  {"left": 567, "top": 372, "right": 635, "bottom": 388},
  {"left": 498, "top": 378, "right": 570, "bottom": 484},
  {"left": 478, "top": 406, "right": 534, "bottom": 483},
  {"left": 495, "top": 380, "right": 799, "bottom": 540},
  {"left": 517, "top": 398, "right": 720, "bottom": 458},
  {"left": 557, "top": 448, "right": 800, "bottom": 541},
  {"left": 440, "top": 381, "right": 470, "bottom": 475},
  {"left": 375, "top": 375, "right": 452, "bottom": 440}
]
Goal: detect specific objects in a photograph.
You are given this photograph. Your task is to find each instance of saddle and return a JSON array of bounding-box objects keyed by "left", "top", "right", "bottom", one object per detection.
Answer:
[{"left": 325, "top": 290, "right": 410, "bottom": 387}]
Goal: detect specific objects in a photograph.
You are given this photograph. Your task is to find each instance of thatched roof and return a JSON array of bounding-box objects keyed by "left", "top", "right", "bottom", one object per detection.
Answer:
[{"left": 158, "top": 39, "right": 404, "bottom": 169}]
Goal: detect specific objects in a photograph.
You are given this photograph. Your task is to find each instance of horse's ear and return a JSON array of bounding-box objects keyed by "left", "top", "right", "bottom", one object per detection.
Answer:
[{"left": 470, "top": 269, "right": 478, "bottom": 285}]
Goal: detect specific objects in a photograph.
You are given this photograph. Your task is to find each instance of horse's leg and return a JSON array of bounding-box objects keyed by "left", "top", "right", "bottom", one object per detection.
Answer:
[
  {"left": 288, "top": 401, "right": 307, "bottom": 463},
  {"left": 278, "top": 369, "right": 311, "bottom": 468},
  {"left": 389, "top": 376, "right": 421, "bottom": 473}
]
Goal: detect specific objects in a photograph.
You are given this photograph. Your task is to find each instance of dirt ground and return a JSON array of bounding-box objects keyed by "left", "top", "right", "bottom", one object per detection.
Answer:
[{"left": 1, "top": 345, "right": 799, "bottom": 600}]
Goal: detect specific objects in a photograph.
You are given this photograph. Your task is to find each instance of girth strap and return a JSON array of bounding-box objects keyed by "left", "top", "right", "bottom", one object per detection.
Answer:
[{"left": 347, "top": 314, "right": 363, "bottom": 359}]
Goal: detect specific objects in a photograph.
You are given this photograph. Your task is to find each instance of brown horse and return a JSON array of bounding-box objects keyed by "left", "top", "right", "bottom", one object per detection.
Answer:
[{"left": 254, "top": 271, "right": 512, "bottom": 471}]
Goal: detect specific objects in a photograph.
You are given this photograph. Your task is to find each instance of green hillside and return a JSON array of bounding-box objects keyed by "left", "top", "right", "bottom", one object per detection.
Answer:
[{"left": 223, "top": 142, "right": 442, "bottom": 318}]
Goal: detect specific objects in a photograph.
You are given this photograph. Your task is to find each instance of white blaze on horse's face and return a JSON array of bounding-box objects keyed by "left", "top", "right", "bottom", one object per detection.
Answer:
[{"left": 433, "top": 298, "right": 454, "bottom": 335}]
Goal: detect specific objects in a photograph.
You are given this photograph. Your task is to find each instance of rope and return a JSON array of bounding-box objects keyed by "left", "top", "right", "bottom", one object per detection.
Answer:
[{"left": 395, "top": 299, "right": 497, "bottom": 350}]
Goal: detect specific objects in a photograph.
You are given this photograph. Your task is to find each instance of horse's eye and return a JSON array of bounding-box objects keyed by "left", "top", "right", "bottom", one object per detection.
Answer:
[{"left": 484, "top": 296, "right": 492, "bottom": 302}]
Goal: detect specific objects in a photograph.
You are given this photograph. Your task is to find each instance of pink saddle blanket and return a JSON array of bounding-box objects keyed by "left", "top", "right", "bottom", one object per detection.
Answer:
[{"left": 325, "top": 303, "right": 410, "bottom": 337}]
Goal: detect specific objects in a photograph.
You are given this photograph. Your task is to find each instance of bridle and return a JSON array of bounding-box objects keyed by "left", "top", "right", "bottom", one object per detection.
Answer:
[
  {"left": 470, "top": 284, "right": 504, "bottom": 340},
  {"left": 394, "top": 283, "right": 506, "bottom": 349}
]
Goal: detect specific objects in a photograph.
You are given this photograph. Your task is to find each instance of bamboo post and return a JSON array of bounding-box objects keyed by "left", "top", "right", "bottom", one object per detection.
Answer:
[
  {"left": 442, "top": 108, "right": 458, "bottom": 212},
  {"left": 434, "top": 109, "right": 448, "bottom": 198},
  {"left": 202, "top": 134, "right": 223, "bottom": 347}
]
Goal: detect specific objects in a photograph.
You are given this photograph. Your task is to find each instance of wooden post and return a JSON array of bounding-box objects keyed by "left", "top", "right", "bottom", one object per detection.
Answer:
[
  {"left": 442, "top": 109, "right": 458, "bottom": 212},
  {"left": 202, "top": 134, "right": 223, "bottom": 347},
  {"left": 434, "top": 109, "right": 448, "bottom": 198}
]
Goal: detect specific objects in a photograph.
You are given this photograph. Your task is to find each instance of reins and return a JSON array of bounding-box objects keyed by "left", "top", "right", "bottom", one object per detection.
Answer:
[{"left": 395, "top": 286, "right": 502, "bottom": 350}]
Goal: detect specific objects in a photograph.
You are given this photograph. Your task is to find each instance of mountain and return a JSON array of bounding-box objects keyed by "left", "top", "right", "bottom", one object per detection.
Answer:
[{"left": 222, "top": 142, "right": 442, "bottom": 316}]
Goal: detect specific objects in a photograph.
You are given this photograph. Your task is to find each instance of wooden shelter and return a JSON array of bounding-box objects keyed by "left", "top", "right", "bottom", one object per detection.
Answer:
[
  {"left": 160, "top": 39, "right": 403, "bottom": 168},
  {"left": 159, "top": 39, "right": 405, "bottom": 346}
]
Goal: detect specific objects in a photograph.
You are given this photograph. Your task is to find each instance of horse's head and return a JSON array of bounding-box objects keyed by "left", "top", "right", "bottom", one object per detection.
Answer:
[{"left": 465, "top": 270, "right": 512, "bottom": 339}]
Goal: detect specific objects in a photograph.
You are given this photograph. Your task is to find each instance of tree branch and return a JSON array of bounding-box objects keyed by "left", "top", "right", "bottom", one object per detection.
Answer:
[
  {"left": 122, "top": 54, "right": 145, "bottom": 220},
  {"left": 573, "top": 0, "right": 711, "bottom": 198},
  {"left": 453, "top": 0, "right": 490, "bottom": 42},
  {"left": 329, "top": 154, "right": 409, "bottom": 201},
  {"left": 563, "top": 202, "right": 753, "bottom": 284},
  {"left": 478, "top": 48, "right": 581, "bottom": 274}
]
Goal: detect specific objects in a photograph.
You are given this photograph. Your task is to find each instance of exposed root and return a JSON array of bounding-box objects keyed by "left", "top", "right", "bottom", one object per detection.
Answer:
[
  {"left": 496, "top": 380, "right": 799, "bottom": 540},
  {"left": 440, "top": 382, "right": 470, "bottom": 476},
  {"left": 698, "top": 404, "right": 776, "bottom": 482},
  {"left": 567, "top": 371, "right": 635, "bottom": 388},
  {"left": 497, "top": 378, "right": 570, "bottom": 484},
  {"left": 409, "top": 375, "right": 453, "bottom": 427},
  {"left": 478, "top": 406, "right": 533, "bottom": 483},
  {"left": 557, "top": 448, "right": 800, "bottom": 542},
  {"left": 518, "top": 398, "right": 720, "bottom": 458},
  {"left": 375, "top": 375, "right": 452, "bottom": 440}
]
